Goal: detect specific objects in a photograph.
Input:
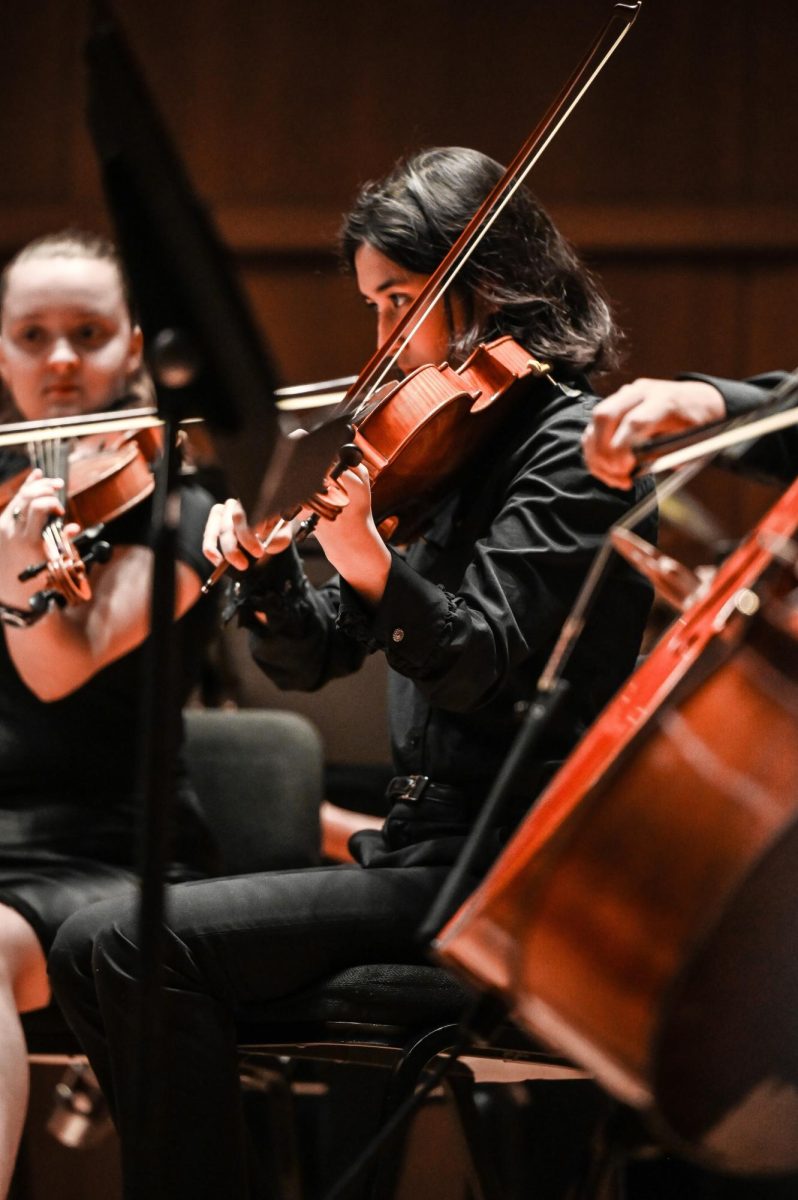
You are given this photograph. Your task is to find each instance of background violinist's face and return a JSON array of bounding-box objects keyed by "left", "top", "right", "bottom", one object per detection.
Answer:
[
  {"left": 355, "top": 242, "right": 462, "bottom": 373},
  {"left": 0, "top": 255, "right": 143, "bottom": 421}
]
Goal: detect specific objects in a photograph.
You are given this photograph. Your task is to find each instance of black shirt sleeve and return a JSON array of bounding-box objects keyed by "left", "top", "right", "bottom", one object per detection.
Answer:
[{"left": 680, "top": 371, "right": 797, "bottom": 482}]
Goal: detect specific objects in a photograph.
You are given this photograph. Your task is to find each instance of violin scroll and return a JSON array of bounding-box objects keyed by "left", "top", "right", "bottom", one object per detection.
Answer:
[
  {"left": 21, "top": 526, "right": 114, "bottom": 621},
  {"left": 294, "top": 440, "right": 364, "bottom": 540}
]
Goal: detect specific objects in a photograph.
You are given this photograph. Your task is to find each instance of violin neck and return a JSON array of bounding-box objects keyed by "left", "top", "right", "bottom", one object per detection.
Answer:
[{"left": 27, "top": 436, "right": 69, "bottom": 510}]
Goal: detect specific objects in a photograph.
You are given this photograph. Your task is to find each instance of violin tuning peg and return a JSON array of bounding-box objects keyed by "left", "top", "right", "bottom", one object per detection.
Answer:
[
  {"left": 338, "top": 443, "right": 363, "bottom": 469},
  {"left": 17, "top": 559, "right": 48, "bottom": 583},
  {"left": 28, "top": 589, "right": 66, "bottom": 616},
  {"left": 84, "top": 540, "right": 113, "bottom": 567}
]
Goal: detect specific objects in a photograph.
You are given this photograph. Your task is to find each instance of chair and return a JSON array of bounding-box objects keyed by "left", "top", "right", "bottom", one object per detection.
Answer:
[
  {"left": 234, "top": 962, "right": 602, "bottom": 1200},
  {"left": 182, "top": 706, "right": 323, "bottom": 873},
  {"left": 23, "top": 707, "right": 323, "bottom": 1057}
]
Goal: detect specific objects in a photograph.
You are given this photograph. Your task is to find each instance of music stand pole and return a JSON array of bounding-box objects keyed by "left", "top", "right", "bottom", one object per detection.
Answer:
[{"left": 131, "top": 369, "right": 185, "bottom": 1191}]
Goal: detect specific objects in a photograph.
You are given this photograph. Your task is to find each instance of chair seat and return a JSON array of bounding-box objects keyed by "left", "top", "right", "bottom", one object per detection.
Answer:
[
  {"left": 237, "top": 963, "right": 472, "bottom": 1029},
  {"left": 236, "top": 962, "right": 584, "bottom": 1082}
]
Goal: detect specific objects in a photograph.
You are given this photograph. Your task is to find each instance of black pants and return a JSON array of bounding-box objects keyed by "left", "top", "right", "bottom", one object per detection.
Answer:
[{"left": 48, "top": 862, "right": 450, "bottom": 1200}]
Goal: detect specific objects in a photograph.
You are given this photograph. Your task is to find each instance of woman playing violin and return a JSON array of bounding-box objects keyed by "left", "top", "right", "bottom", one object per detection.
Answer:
[
  {"left": 0, "top": 229, "right": 218, "bottom": 1196},
  {"left": 50, "top": 148, "right": 656, "bottom": 1199}
]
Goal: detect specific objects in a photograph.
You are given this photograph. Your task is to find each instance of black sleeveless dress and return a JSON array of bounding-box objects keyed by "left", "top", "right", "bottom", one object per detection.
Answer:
[{"left": 0, "top": 451, "right": 218, "bottom": 950}]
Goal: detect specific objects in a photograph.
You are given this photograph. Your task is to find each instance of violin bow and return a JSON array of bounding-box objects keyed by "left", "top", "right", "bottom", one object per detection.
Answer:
[
  {"left": 0, "top": 407, "right": 198, "bottom": 450},
  {"left": 539, "top": 372, "right": 798, "bottom": 688},
  {"left": 201, "top": 2, "right": 645, "bottom": 586},
  {"left": 338, "top": 2, "right": 643, "bottom": 425},
  {"left": 632, "top": 369, "right": 798, "bottom": 475}
]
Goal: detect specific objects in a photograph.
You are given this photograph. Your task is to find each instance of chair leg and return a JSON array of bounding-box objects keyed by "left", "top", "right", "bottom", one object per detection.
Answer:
[
  {"left": 442, "top": 1071, "right": 505, "bottom": 1200},
  {"left": 369, "top": 1023, "right": 463, "bottom": 1200},
  {"left": 569, "top": 1102, "right": 648, "bottom": 1200},
  {"left": 239, "top": 1059, "right": 304, "bottom": 1200}
]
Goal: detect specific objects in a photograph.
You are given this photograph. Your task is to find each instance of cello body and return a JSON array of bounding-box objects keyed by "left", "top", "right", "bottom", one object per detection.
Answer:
[{"left": 435, "top": 478, "right": 798, "bottom": 1173}]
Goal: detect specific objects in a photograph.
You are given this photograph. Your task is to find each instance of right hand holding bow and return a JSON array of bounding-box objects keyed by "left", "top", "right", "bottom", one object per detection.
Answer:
[{"left": 582, "top": 378, "right": 726, "bottom": 489}]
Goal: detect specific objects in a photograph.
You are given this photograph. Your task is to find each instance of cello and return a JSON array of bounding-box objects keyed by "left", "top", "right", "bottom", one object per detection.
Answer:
[{"left": 434, "top": 455, "right": 798, "bottom": 1173}]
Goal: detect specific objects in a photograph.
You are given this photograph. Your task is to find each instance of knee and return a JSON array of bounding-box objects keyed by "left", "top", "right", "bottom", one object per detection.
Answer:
[{"left": 49, "top": 894, "right": 140, "bottom": 1000}]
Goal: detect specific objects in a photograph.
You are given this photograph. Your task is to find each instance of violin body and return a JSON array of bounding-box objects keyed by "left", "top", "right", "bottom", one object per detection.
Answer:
[
  {"left": 435, "top": 478, "right": 798, "bottom": 1173},
  {"left": 343, "top": 337, "right": 549, "bottom": 542},
  {"left": 66, "top": 430, "right": 158, "bottom": 527},
  {"left": 4, "top": 423, "right": 164, "bottom": 611}
]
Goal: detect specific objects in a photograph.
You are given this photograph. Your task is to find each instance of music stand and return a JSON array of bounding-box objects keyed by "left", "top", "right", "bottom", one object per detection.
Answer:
[{"left": 84, "top": 4, "right": 349, "bottom": 1186}]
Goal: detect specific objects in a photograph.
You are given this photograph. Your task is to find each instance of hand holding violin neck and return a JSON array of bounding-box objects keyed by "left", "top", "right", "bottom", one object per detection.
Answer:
[{"left": 294, "top": 440, "right": 364, "bottom": 542}]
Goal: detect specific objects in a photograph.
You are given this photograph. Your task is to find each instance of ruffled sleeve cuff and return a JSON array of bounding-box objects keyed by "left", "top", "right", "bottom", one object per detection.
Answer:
[
  {"left": 337, "top": 548, "right": 456, "bottom": 673},
  {"left": 228, "top": 545, "right": 308, "bottom": 632}
]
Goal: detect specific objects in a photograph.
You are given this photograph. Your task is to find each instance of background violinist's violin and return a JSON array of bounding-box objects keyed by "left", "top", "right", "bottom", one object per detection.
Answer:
[{"left": 6, "top": 419, "right": 164, "bottom": 616}]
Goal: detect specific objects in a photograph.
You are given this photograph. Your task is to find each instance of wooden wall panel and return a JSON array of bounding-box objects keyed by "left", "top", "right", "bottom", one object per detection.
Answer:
[{"left": 0, "top": 0, "right": 84, "bottom": 202}]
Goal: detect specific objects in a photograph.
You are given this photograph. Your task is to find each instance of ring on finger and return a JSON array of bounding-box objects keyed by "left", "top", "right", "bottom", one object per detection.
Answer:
[{"left": 11, "top": 506, "right": 23, "bottom": 523}]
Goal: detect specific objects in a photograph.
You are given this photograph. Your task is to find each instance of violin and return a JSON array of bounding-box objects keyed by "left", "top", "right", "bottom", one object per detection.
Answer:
[
  {"left": 2, "top": 419, "right": 163, "bottom": 616},
  {"left": 303, "top": 338, "right": 551, "bottom": 543},
  {"left": 304, "top": 4, "right": 641, "bottom": 535}
]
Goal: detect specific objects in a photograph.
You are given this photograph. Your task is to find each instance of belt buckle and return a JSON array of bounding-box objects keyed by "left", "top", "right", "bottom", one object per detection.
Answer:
[{"left": 390, "top": 774, "right": 430, "bottom": 803}]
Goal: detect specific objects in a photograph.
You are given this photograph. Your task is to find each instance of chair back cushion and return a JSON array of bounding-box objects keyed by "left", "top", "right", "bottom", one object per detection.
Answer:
[{"left": 184, "top": 709, "right": 322, "bottom": 873}]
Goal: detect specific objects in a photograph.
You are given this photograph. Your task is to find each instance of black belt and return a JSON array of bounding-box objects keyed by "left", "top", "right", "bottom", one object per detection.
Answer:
[{"left": 385, "top": 775, "right": 465, "bottom": 806}]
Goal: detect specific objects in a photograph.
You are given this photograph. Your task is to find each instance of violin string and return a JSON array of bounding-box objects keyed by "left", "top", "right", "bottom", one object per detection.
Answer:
[
  {"left": 26, "top": 436, "right": 68, "bottom": 519},
  {"left": 345, "top": 7, "right": 639, "bottom": 423}
]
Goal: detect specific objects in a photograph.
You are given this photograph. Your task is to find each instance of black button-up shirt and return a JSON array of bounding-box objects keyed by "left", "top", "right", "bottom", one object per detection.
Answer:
[{"left": 240, "top": 374, "right": 655, "bottom": 865}]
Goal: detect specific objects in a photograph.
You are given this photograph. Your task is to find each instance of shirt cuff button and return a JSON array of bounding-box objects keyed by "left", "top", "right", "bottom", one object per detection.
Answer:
[{"left": 392, "top": 628, "right": 405, "bottom": 643}]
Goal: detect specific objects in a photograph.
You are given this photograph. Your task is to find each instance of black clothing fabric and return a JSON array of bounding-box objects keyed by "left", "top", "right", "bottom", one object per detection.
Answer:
[
  {"left": 0, "top": 454, "right": 218, "bottom": 950},
  {"left": 681, "top": 371, "right": 797, "bottom": 483},
  {"left": 50, "top": 863, "right": 453, "bottom": 1198},
  {"left": 49, "top": 374, "right": 655, "bottom": 1199},
  {"left": 243, "top": 374, "right": 655, "bottom": 863}
]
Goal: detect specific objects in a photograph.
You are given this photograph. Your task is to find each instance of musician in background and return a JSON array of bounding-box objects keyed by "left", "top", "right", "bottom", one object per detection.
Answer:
[
  {"left": 583, "top": 371, "right": 797, "bottom": 487},
  {"left": 50, "top": 147, "right": 655, "bottom": 1198},
  {"left": 0, "top": 230, "right": 217, "bottom": 1197}
]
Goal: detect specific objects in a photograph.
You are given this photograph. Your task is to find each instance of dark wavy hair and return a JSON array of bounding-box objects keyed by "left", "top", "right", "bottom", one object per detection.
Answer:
[
  {"left": 340, "top": 146, "right": 619, "bottom": 376},
  {"left": 0, "top": 229, "right": 152, "bottom": 418}
]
